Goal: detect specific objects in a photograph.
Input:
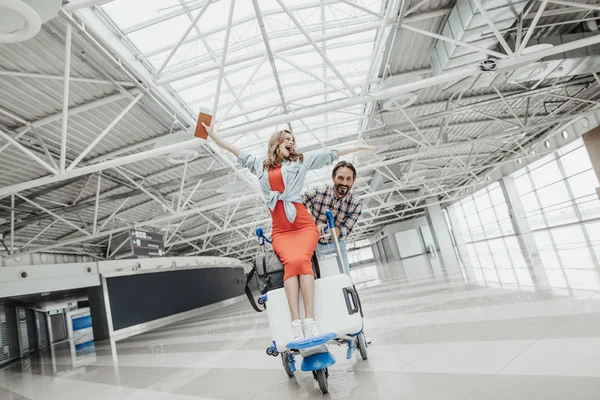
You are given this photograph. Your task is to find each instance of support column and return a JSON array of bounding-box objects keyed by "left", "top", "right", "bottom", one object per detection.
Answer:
[
  {"left": 424, "top": 197, "right": 461, "bottom": 277},
  {"left": 500, "top": 177, "right": 551, "bottom": 291},
  {"left": 87, "top": 286, "right": 110, "bottom": 341},
  {"left": 447, "top": 206, "right": 478, "bottom": 284},
  {"left": 582, "top": 126, "right": 600, "bottom": 199}
]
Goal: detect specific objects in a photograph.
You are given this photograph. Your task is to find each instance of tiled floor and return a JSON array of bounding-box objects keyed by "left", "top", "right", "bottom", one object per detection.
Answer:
[{"left": 2, "top": 257, "right": 600, "bottom": 399}]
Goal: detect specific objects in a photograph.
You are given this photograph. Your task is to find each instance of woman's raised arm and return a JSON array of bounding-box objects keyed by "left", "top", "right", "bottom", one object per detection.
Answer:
[
  {"left": 202, "top": 122, "right": 240, "bottom": 158},
  {"left": 337, "top": 145, "right": 378, "bottom": 157}
]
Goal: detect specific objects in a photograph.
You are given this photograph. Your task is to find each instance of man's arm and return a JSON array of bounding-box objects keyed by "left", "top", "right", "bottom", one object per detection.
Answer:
[
  {"left": 338, "top": 201, "right": 362, "bottom": 240},
  {"left": 301, "top": 186, "right": 318, "bottom": 211},
  {"left": 303, "top": 186, "right": 330, "bottom": 237}
]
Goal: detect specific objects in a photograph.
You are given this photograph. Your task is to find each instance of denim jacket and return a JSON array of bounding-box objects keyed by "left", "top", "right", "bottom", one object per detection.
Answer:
[{"left": 237, "top": 149, "right": 339, "bottom": 223}]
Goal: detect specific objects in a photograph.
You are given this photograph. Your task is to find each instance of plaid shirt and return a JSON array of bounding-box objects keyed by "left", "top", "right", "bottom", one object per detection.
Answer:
[{"left": 302, "top": 184, "right": 362, "bottom": 243}]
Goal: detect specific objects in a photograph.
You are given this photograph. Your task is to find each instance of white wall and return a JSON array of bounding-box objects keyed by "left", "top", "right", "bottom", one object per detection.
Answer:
[
  {"left": 1, "top": 253, "right": 94, "bottom": 267},
  {"left": 370, "top": 216, "right": 432, "bottom": 260},
  {"left": 394, "top": 229, "right": 425, "bottom": 258},
  {"left": 0, "top": 263, "right": 100, "bottom": 298},
  {"left": 96, "top": 256, "right": 246, "bottom": 274},
  {"left": 1, "top": 256, "right": 245, "bottom": 298}
]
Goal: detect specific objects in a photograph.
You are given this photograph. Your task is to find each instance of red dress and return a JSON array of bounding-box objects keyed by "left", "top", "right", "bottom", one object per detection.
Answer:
[{"left": 268, "top": 166, "right": 319, "bottom": 281}]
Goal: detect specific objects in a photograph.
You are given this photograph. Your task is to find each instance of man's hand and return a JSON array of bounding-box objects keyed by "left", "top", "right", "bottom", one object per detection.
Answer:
[
  {"left": 317, "top": 223, "right": 327, "bottom": 237},
  {"left": 317, "top": 224, "right": 340, "bottom": 238}
]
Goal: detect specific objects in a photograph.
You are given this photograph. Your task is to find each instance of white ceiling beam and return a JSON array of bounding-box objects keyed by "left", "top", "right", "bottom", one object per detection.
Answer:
[
  {"left": 177, "top": 0, "right": 252, "bottom": 126},
  {"left": 338, "top": 0, "right": 384, "bottom": 18},
  {"left": 253, "top": 0, "right": 293, "bottom": 125},
  {"left": 62, "top": 0, "right": 109, "bottom": 11},
  {"left": 67, "top": 8, "right": 193, "bottom": 128},
  {"left": 2, "top": 41, "right": 598, "bottom": 201},
  {"left": 360, "top": 1, "right": 396, "bottom": 95},
  {"left": 0, "top": 71, "right": 136, "bottom": 87},
  {"left": 402, "top": 23, "right": 507, "bottom": 59},
  {"left": 155, "top": 19, "right": 392, "bottom": 85},
  {"left": 127, "top": 0, "right": 336, "bottom": 36},
  {"left": 471, "top": 0, "right": 515, "bottom": 57},
  {"left": 174, "top": 42, "right": 375, "bottom": 99},
  {"left": 16, "top": 194, "right": 91, "bottom": 237},
  {"left": 544, "top": 0, "right": 600, "bottom": 12},
  {"left": 0, "top": 89, "right": 138, "bottom": 157},
  {"left": 518, "top": 0, "right": 548, "bottom": 56},
  {"left": 60, "top": 22, "right": 73, "bottom": 173},
  {"left": 0, "top": 64, "right": 478, "bottom": 198},
  {"left": 122, "top": 0, "right": 219, "bottom": 34},
  {"left": 217, "top": 56, "right": 268, "bottom": 128},
  {"left": 141, "top": 3, "right": 376, "bottom": 58},
  {"left": 154, "top": 0, "right": 213, "bottom": 77},
  {"left": 275, "top": 0, "right": 358, "bottom": 97},
  {"left": 4, "top": 194, "right": 258, "bottom": 259},
  {"left": 144, "top": 7, "right": 447, "bottom": 62},
  {"left": 73, "top": 7, "right": 263, "bottom": 200},
  {"left": 67, "top": 93, "right": 144, "bottom": 170},
  {"left": 186, "top": 188, "right": 472, "bottom": 257},
  {"left": 0, "top": 128, "right": 58, "bottom": 174}
]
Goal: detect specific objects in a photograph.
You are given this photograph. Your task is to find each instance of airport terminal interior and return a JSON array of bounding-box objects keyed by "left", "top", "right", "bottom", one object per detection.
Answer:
[{"left": 2, "top": 0, "right": 600, "bottom": 399}]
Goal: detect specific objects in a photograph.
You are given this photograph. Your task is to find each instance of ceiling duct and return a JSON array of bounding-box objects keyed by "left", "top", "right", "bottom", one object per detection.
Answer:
[
  {"left": 0, "top": 0, "right": 62, "bottom": 43},
  {"left": 153, "top": 131, "right": 203, "bottom": 165},
  {"left": 431, "top": 0, "right": 528, "bottom": 75}
]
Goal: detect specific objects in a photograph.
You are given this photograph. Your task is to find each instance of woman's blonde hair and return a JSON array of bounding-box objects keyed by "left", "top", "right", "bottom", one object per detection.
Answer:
[{"left": 262, "top": 129, "right": 304, "bottom": 170}]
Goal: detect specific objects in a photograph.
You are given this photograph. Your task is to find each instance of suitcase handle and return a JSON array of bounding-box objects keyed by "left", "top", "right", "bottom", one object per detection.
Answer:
[{"left": 343, "top": 287, "right": 359, "bottom": 315}]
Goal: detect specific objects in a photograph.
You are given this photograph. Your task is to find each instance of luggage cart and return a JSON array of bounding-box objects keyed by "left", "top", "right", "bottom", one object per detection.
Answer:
[{"left": 256, "top": 210, "right": 368, "bottom": 394}]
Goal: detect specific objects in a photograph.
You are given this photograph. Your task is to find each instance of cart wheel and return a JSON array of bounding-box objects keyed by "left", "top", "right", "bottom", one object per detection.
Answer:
[
  {"left": 281, "top": 353, "right": 294, "bottom": 377},
  {"left": 266, "top": 347, "right": 272, "bottom": 356},
  {"left": 315, "top": 368, "right": 328, "bottom": 394},
  {"left": 356, "top": 332, "right": 368, "bottom": 360}
]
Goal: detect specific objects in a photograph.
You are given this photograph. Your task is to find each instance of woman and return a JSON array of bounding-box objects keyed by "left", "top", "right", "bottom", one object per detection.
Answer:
[{"left": 203, "top": 122, "right": 376, "bottom": 339}]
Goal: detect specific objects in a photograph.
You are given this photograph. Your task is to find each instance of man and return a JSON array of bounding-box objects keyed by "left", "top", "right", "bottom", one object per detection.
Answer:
[{"left": 302, "top": 161, "right": 363, "bottom": 269}]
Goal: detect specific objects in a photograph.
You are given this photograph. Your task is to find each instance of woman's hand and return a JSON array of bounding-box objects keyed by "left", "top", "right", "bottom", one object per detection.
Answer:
[{"left": 201, "top": 121, "right": 215, "bottom": 138}]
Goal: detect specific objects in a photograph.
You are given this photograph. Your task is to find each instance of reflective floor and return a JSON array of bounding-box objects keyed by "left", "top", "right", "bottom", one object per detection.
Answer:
[{"left": 2, "top": 257, "right": 600, "bottom": 399}]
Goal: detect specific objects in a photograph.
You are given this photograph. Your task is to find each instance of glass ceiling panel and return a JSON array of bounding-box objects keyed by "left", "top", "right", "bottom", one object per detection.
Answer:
[
  {"left": 99, "top": 0, "right": 384, "bottom": 152},
  {"left": 127, "top": 15, "right": 191, "bottom": 53},
  {"left": 101, "top": 0, "right": 182, "bottom": 30}
]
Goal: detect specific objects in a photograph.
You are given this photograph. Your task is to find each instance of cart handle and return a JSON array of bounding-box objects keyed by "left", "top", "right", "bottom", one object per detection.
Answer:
[
  {"left": 255, "top": 227, "right": 271, "bottom": 244},
  {"left": 325, "top": 210, "right": 335, "bottom": 229},
  {"left": 324, "top": 209, "right": 348, "bottom": 275}
]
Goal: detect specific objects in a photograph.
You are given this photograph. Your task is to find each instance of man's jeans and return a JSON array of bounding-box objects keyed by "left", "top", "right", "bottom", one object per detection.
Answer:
[{"left": 316, "top": 240, "right": 349, "bottom": 271}]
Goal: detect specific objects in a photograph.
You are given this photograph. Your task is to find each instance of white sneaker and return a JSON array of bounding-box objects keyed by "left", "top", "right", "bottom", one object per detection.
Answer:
[
  {"left": 291, "top": 320, "right": 304, "bottom": 340},
  {"left": 303, "top": 318, "right": 319, "bottom": 338}
]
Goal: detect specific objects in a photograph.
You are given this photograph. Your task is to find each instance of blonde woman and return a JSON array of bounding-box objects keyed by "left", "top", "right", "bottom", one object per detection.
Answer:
[{"left": 203, "top": 122, "right": 376, "bottom": 339}]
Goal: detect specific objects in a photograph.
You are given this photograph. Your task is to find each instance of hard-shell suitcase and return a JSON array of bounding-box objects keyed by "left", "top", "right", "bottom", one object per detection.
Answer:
[{"left": 265, "top": 274, "right": 362, "bottom": 353}]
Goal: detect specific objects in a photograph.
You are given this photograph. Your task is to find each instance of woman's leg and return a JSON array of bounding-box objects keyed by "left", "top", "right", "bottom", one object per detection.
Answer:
[
  {"left": 283, "top": 276, "right": 301, "bottom": 321},
  {"left": 299, "top": 274, "right": 315, "bottom": 319}
]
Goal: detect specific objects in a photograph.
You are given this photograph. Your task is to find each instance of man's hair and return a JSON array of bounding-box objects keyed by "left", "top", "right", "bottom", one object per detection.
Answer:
[{"left": 332, "top": 161, "right": 357, "bottom": 179}]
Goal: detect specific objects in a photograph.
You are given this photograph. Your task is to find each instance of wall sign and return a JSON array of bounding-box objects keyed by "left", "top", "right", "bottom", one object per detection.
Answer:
[{"left": 129, "top": 229, "right": 165, "bottom": 257}]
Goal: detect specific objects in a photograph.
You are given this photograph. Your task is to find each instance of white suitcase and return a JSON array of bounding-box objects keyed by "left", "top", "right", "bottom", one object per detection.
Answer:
[
  {"left": 316, "top": 253, "right": 340, "bottom": 278},
  {"left": 266, "top": 274, "right": 363, "bottom": 353}
]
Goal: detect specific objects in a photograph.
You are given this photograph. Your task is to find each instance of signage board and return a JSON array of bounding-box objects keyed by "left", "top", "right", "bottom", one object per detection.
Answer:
[{"left": 129, "top": 229, "right": 165, "bottom": 257}]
